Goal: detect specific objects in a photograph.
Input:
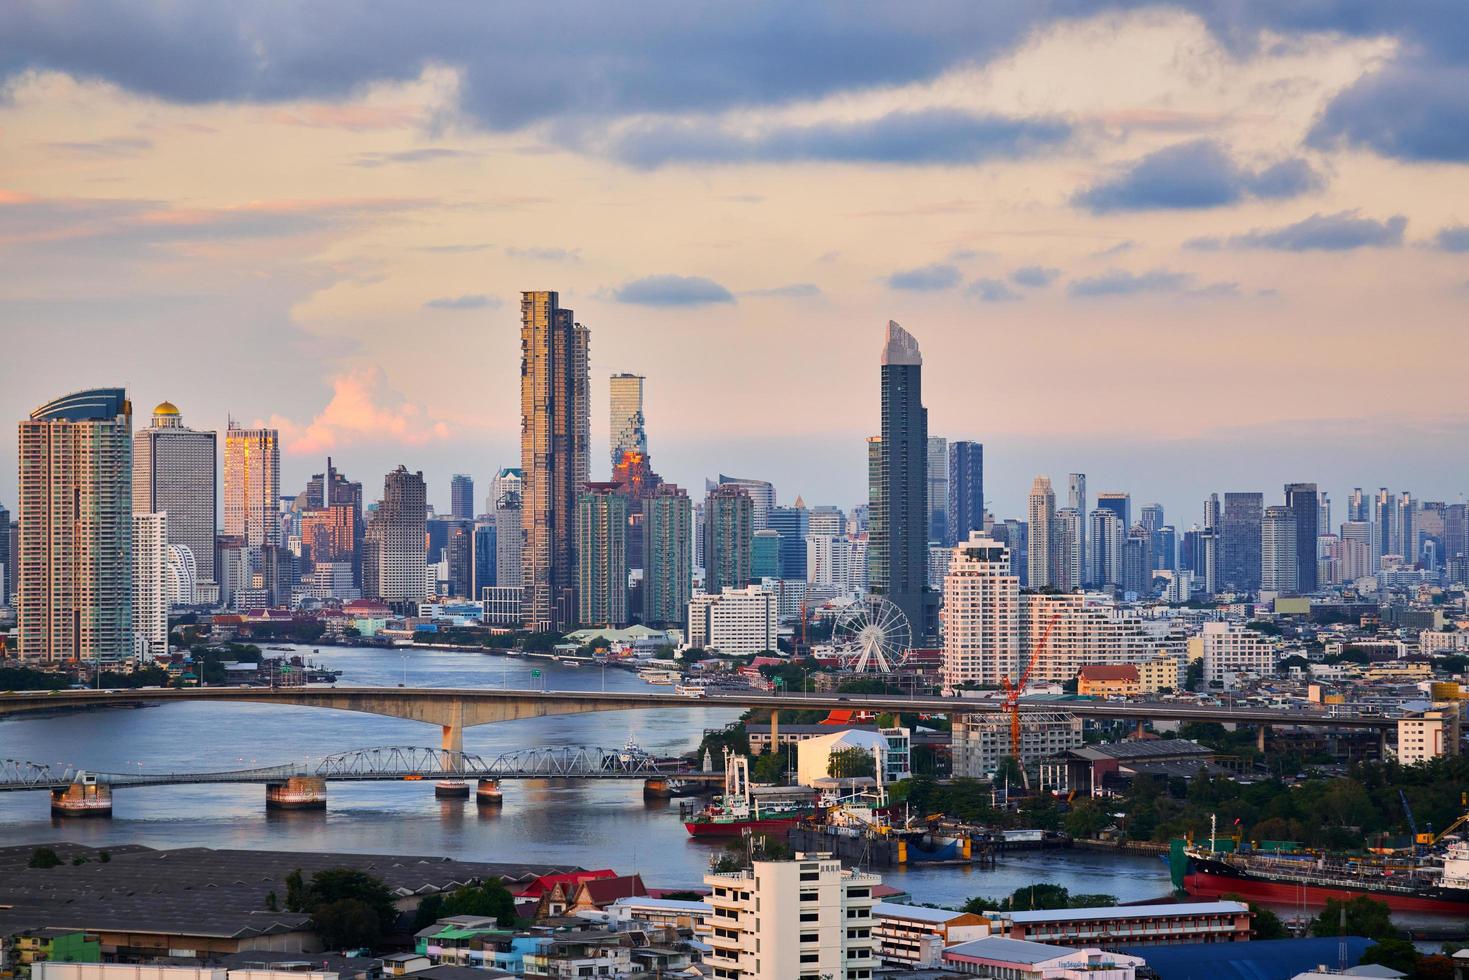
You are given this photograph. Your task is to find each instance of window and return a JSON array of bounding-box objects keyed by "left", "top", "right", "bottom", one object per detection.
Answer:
[
  {"left": 800, "top": 871, "right": 819, "bottom": 882},
  {"left": 800, "top": 912, "right": 819, "bottom": 923},
  {"left": 800, "top": 952, "right": 820, "bottom": 964},
  {"left": 800, "top": 891, "right": 819, "bottom": 902},
  {"left": 801, "top": 933, "right": 819, "bottom": 943}
]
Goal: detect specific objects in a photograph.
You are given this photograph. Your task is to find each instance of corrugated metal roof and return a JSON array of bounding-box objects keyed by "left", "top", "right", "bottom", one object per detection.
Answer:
[{"left": 1006, "top": 900, "right": 1247, "bottom": 923}]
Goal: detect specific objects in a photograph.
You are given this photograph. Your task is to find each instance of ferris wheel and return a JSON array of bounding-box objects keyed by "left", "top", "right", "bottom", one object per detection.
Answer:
[{"left": 832, "top": 596, "right": 912, "bottom": 673}]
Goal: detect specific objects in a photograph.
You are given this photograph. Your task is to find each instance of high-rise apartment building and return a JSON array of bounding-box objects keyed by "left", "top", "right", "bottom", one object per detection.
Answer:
[
  {"left": 609, "top": 372, "right": 647, "bottom": 470},
  {"left": 702, "top": 852, "right": 878, "bottom": 980},
  {"left": 369, "top": 466, "right": 427, "bottom": 607},
  {"left": 1140, "top": 503, "right": 1164, "bottom": 533},
  {"left": 1067, "top": 473, "right": 1087, "bottom": 584},
  {"left": 948, "top": 441, "right": 984, "bottom": 546},
  {"left": 1397, "top": 492, "right": 1417, "bottom": 565},
  {"left": 642, "top": 485, "right": 692, "bottom": 625},
  {"left": 1026, "top": 476, "right": 1056, "bottom": 589},
  {"left": 1088, "top": 508, "right": 1123, "bottom": 589},
  {"left": 941, "top": 534, "right": 1020, "bottom": 691},
  {"left": 926, "top": 435, "right": 948, "bottom": 545},
  {"left": 1122, "top": 525, "right": 1151, "bottom": 595},
  {"left": 0, "top": 502, "right": 9, "bottom": 605},
  {"left": 133, "top": 511, "right": 168, "bottom": 658},
  {"left": 1261, "top": 505, "right": 1298, "bottom": 594},
  {"left": 133, "top": 401, "right": 217, "bottom": 590},
  {"left": 450, "top": 473, "right": 475, "bottom": 521},
  {"left": 1153, "top": 525, "right": 1178, "bottom": 572},
  {"left": 712, "top": 474, "right": 775, "bottom": 530},
  {"left": 520, "top": 290, "right": 589, "bottom": 631},
  {"left": 223, "top": 421, "right": 280, "bottom": 548},
  {"left": 870, "top": 321, "right": 938, "bottom": 641},
  {"left": 808, "top": 505, "right": 845, "bottom": 540},
  {"left": 1096, "top": 492, "right": 1131, "bottom": 532},
  {"left": 703, "top": 484, "right": 753, "bottom": 594},
  {"left": 752, "top": 529, "right": 781, "bottom": 581},
  {"left": 18, "top": 388, "right": 134, "bottom": 664},
  {"left": 1219, "top": 492, "right": 1263, "bottom": 593},
  {"left": 1348, "top": 487, "right": 1368, "bottom": 523},
  {"left": 1283, "top": 482, "right": 1319, "bottom": 592},
  {"left": 576, "top": 484, "right": 628, "bottom": 627},
  {"left": 1054, "top": 506, "right": 1082, "bottom": 591},
  {"left": 1373, "top": 488, "right": 1394, "bottom": 562}
]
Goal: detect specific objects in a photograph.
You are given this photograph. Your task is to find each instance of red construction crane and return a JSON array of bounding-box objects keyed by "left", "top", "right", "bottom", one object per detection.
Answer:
[{"left": 1000, "top": 610, "right": 1062, "bottom": 768}]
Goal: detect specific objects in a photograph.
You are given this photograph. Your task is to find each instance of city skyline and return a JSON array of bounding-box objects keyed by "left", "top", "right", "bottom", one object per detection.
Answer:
[{"left": 2, "top": 5, "right": 1467, "bottom": 520}]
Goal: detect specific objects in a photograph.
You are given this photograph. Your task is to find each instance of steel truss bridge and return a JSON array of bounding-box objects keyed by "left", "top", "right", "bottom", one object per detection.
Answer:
[{"left": 0, "top": 745, "right": 721, "bottom": 793}]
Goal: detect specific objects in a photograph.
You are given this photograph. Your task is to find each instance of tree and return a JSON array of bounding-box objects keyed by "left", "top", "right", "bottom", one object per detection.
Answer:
[
  {"left": 27, "top": 847, "right": 61, "bottom": 869},
  {"left": 441, "top": 880, "right": 516, "bottom": 927},
  {"left": 1248, "top": 903, "right": 1287, "bottom": 940},
  {"left": 1360, "top": 938, "right": 1419, "bottom": 975},
  {"left": 265, "top": 891, "right": 278, "bottom": 912},
  {"left": 1185, "top": 660, "right": 1204, "bottom": 692},
  {"left": 659, "top": 890, "right": 704, "bottom": 902},
  {"left": 285, "top": 869, "right": 306, "bottom": 912},
  {"left": 1008, "top": 883, "right": 1075, "bottom": 911},
  {"left": 827, "top": 747, "right": 876, "bottom": 779},
  {"left": 413, "top": 894, "right": 445, "bottom": 930},
  {"left": 1064, "top": 800, "right": 1111, "bottom": 840},
  {"left": 312, "top": 898, "right": 383, "bottom": 950},
  {"left": 287, "top": 868, "right": 398, "bottom": 949},
  {"left": 1311, "top": 896, "right": 1397, "bottom": 941},
  {"left": 751, "top": 750, "right": 785, "bottom": 784},
  {"left": 98, "top": 851, "right": 111, "bottom": 863}
]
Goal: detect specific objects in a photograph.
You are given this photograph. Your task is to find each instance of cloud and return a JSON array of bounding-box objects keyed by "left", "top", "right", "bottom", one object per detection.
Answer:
[
  {"left": 1066, "top": 268, "right": 1238, "bottom": 299},
  {"left": 353, "top": 147, "right": 475, "bottom": 167},
  {"left": 743, "top": 283, "right": 822, "bottom": 299},
  {"left": 612, "top": 274, "right": 735, "bottom": 306},
  {"left": 271, "top": 104, "right": 422, "bottom": 131},
  {"left": 1433, "top": 225, "right": 1469, "bottom": 252},
  {"left": 415, "top": 242, "right": 494, "bottom": 253},
  {"left": 1309, "top": 61, "right": 1469, "bottom": 163},
  {"left": 424, "top": 293, "right": 497, "bottom": 310},
  {"left": 269, "top": 367, "right": 453, "bottom": 454},
  {"left": 1187, "top": 210, "right": 1408, "bottom": 251},
  {"left": 46, "top": 137, "right": 153, "bottom": 158},
  {"left": 505, "top": 245, "right": 580, "bottom": 262},
  {"left": 966, "top": 278, "right": 1021, "bottom": 302},
  {"left": 886, "top": 263, "right": 961, "bottom": 291},
  {"left": 604, "top": 109, "right": 1071, "bottom": 168},
  {"left": 1073, "top": 139, "right": 1323, "bottom": 213},
  {"left": 1010, "top": 265, "right": 1059, "bottom": 288}
]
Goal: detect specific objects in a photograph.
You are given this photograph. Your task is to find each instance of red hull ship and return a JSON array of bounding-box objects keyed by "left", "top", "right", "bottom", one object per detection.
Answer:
[
  {"left": 685, "top": 814, "right": 808, "bottom": 838},
  {"left": 684, "top": 751, "right": 815, "bottom": 839}
]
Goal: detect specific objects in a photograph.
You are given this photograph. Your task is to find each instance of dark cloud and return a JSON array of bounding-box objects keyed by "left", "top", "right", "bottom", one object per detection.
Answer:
[
  {"left": 505, "top": 245, "right": 581, "bottom": 262},
  {"left": 1308, "top": 62, "right": 1469, "bottom": 163},
  {"left": 612, "top": 274, "right": 734, "bottom": 306},
  {"left": 353, "top": 147, "right": 475, "bottom": 167},
  {"left": 1065, "top": 268, "right": 1239, "bottom": 299},
  {"left": 424, "top": 293, "right": 496, "bottom": 310},
  {"left": 1434, "top": 225, "right": 1469, "bottom": 252},
  {"left": 1010, "top": 265, "right": 1059, "bottom": 288},
  {"left": 1187, "top": 210, "right": 1407, "bottom": 251},
  {"left": 604, "top": 108, "right": 1071, "bottom": 168},
  {"left": 1073, "top": 139, "right": 1322, "bottom": 213},
  {"left": 886, "top": 263, "right": 961, "bottom": 291},
  {"left": 966, "top": 278, "right": 1021, "bottom": 302},
  {"left": 743, "top": 283, "right": 822, "bottom": 298}
]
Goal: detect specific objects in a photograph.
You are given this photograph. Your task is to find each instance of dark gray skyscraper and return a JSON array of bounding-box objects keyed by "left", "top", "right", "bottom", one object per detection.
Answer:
[
  {"left": 1284, "top": 482, "right": 1319, "bottom": 592},
  {"left": 450, "top": 473, "right": 475, "bottom": 521},
  {"left": 948, "top": 441, "right": 984, "bottom": 546},
  {"left": 870, "top": 321, "right": 937, "bottom": 642},
  {"left": 1220, "top": 492, "right": 1263, "bottom": 593}
]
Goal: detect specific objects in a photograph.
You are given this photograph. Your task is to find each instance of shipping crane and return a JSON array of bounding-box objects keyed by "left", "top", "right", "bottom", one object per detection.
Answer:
[
  {"left": 1399, "top": 790, "right": 1423, "bottom": 855},
  {"left": 1000, "top": 610, "right": 1062, "bottom": 789}
]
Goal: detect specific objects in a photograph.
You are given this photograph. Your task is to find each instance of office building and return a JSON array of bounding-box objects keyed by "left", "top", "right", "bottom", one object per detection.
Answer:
[
  {"left": 164, "top": 543, "right": 198, "bottom": 606},
  {"left": 1121, "top": 525, "right": 1151, "bottom": 595},
  {"left": 687, "top": 586, "right": 776, "bottom": 655},
  {"left": 0, "top": 502, "right": 10, "bottom": 605},
  {"left": 1373, "top": 487, "right": 1394, "bottom": 562},
  {"left": 1053, "top": 507, "right": 1082, "bottom": 591},
  {"left": 450, "top": 474, "right": 475, "bottom": 521},
  {"left": 223, "top": 421, "right": 280, "bottom": 548},
  {"left": 1067, "top": 473, "right": 1087, "bottom": 584},
  {"left": 132, "top": 401, "right": 217, "bottom": 590},
  {"left": 1397, "top": 491, "right": 1417, "bottom": 564},
  {"left": 808, "top": 534, "right": 860, "bottom": 594},
  {"left": 642, "top": 485, "right": 693, "bottom": 625},
  {"left": 1284, "top": 482, "right": 1319, "bottom": 592},
  {"left": 1219, "top": 492, "right": 1263, "bottom": 593},
  {"left": 752, "top": 529, "right": 781, "bottom": 581},
  {"left": 132, "top": 512, "right": 168, "bottom": 658},
  {"left": 948, "top": 441, "right": 985, "bottom": 546},
  {"left": 1152, "top": 525, "right": 1177, "bottom": 572},
  {"left": 768, "top": 502, "right": 810, "bottom": 580},
  {"left": 703, "top": 852, "right": 878, "bottom": 980},
  {"left": 609, "top": 372, "right": 647, "bottom": 470},
  {"left": 1338, "top": 521, "right": 1373, "bottom": 581},
  {"left": 368, "top": 466, "right": 427, "bottom": 607},
  {"left": 1348, "top": 487, "right": 1368, "bottom": 523},
  {"left": 703, "top": 483, "right": 753, "bottom": 594},
  {"left": 1140, "top": 503, "right": 1164, "bottom": 534},
  {"left": 1096, "top": 492, "right": 1131, "bottom": 532},
  {"left": 520, "top": 290, "right": 589, "bottom": 631},
  {"left": 808, "top": 504, "right": 844, "bottom": 539},
  {"left": 927, "top": 435, "right": 949, "bottom": 545},
  {"left": 709, "top": 474, "right": 775, "bottom": 530},
  {"left": 1088, "top": 509, "right": 1123, "bottom": 590},
  {"left": 443, "top": 520, "right": 473, "bottom": 598},
  {"left": 1261, "top": 505, "right": 1298, "bottom": 594},
  {"left": 18, "top": 388, "right": 134, "bottom": 664},
  {"left": 576, "top": 484, "right": 629, "bottom": 627},
  {"left": 471, "top": 521, "right": 497, "bottom": 597},
  {"left": 1027, "top": 476, "right": 1056, "bottom": 589},
  {"left": 870, "top": 321, "right": 938, "bottom": 641},
  {"left": 1197, "top": 622, "right": 1276, "bottom": 689}
]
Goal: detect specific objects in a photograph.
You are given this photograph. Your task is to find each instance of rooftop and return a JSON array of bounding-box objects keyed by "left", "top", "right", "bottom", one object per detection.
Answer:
[
  {"left": 1004, "top": 901, "right": 1246, "bottom": 924},
  {"left": 1071, "top": 739, "right": 1215, "bottom": 762},
  {"left": 873, "top": 902, "right": 974, "bottom": 924},
  {"left": 1117, "top": 938, "right": 1371, "bottom": 980},
  {"left": 945, "top": 936, "right": 1082, "bottom": 965}
]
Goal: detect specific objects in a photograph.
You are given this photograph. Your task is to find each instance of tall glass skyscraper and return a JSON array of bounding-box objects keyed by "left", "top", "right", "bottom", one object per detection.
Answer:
[
  {"left": 18, "top": 388, "right": 133, "bottom": 664},
  {"left": 870, "top": 321, "right": 937, "bottom": 642},
  {"left": 1220, "top": 492, "right": 1264, "bottom": 593},
  {"left": 948, "top": 441, "right": 985, "bottom": 546},
  {"left": 576, "top": 484, "right": 628, "bottom": 627},
  {"left": 223, "top": 421, "right": 280, "bottom": 548},
  {"left": 609, "top": 373, "right": 647, "bottom": 470},
  {"left": 134, "top": 401, "right": 217, "bottom": 589},
  {"left": 1283, "top": 482, "right": 1319, "bottom": 592},
  {"left": 642, "top": 484, "right": 692, "bottom": 625},
  {"left": 450, "top": 473, "right": 475, "bottom": 521}
]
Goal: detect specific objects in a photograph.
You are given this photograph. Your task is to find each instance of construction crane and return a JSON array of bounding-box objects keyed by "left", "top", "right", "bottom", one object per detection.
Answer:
[
  {"left": 1422, "top": 793, "right": 1469, "bottom": 848},
  {"left": 1000, "top": 610, "right": 1061, "bottom": 789},
  {"left": 1399, "top": 790, "right": 1423, "bottom": 855}
]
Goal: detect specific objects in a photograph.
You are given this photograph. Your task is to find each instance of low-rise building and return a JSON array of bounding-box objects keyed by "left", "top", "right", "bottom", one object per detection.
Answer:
[
  {"left": 1058, "top": 740, "right": 1222, "bottom": 797},
  {"left": 605, "top": 897, "right": 711, "bottom": 936},
  {"left": 990, "top": 901, "right": 1251, "bottom": 946},
  {"left": 1398, "top": 707, "right": 1462, "bottom": 763},
  {"left": 1076, "top": 665, "right": 1139, "bottom": 697},
  {"left": 1197, "top": 622, "right": 1278, "bottom": 690},
  {"left": 871, "top": 903, "right": 989, "bottom": 967},
  {"left": 951, "top": 711, "right": 1083, "bottom": 778},
  {"left": 943, "top": 937, "right": 1144, "bottom": 979},
  {"left": 794, "top": 728, "right": 912, "bottom": 788},
  {"left": 687, "top": 586, "right": 778, "bottom": 656}
]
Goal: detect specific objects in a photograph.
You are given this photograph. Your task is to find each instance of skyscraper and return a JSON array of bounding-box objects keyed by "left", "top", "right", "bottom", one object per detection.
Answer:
[
  {"left": 1373, "top": 488, "right": 1394, "bottom": 562},
  {"left": 1027, "top": 475, "right": 1056, "bottom": 589},
  {"left": 1067, "top": 473, "right": 1087, "bottom": 584},
  {"left": 1348, "top": 487, "right": 1368, "bottom": 523},
  {"left": 1397, "top": 492, "right": 1417, "bottom": 565},
  {"left": 1261, "top": 504, "right": 1299, "bottom": 594},
  {"left": 1122, "top": 525, "right": 1151, "bottom": 595},
  {"left": 703, "top": 483, "right": 753, "bottom": 594},
  {"left": 0, "top": 501, "right": 9, "bottom": 605},
  {"left": 223, "top": 421, "right": 280, "bottom": 548},
  {"left": 712, "top": 474, "right": 775, "bottom": 530},
  {"left": 1096, "top": 492, "right": 1131, "bottom": 531},
  {"left": 450, "top": 473, "right": 475, "bottom": 521},
  {"left": 751, "top": 529, "right": 781, "bottom": 581},
  {"left": 18, "top": 388, "right": 133, "bottom": 664},
  {"left": 1054, "top": 506, "right": 1082, "bottom": 591},
  {"left": 133, "top": 401, "right": 217, "bottom": 591},
  {"left": 520, "top": 290, "right": 589, "bottom": 631},
  {"left": 1088, "top": 508, "right": 1123, "bottom": 589},
  {"left": 1283, "top": 482, "right": 1319, "bottom": 592},
  {"left": 1219, "top": 492, "right": 1263, "bottom": 593},
  {"left": 369, "top": 466, "right": 427, "bottom": 607},
  {"left": 767, "top": 503, "right": 809, "bottom": 580},
  {"left": 871, "top": 321, "right": 938, "bottom": 641},
  {"left": 948, "top": 441, "right": 984, "bottom": 546},
  {"left": 576, "top": 484, "right": 628, "bottom": 627},
  {"left": 133, "top": 511, "right": 168, "bottom": 658},
  {"left": 926, "top": 435, "right": 948, "bottom": 545},
  {"left": 609, "top": 372, "right": 647, "bottom": 470},
  {"left": 642, "top": 485, "right": 692, "bottom": 625}
]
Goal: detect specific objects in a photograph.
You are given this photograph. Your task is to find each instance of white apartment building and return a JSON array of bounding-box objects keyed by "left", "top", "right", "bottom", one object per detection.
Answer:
[
  {"left": 688, "top": 586, "right": 778, "bottom": 655},
  {"left": 1397, "top": 708, "right": 1461, "bottom": 764},
  {"left": 1197, "top": 621, "right": 1278, "bottom": 689},
  {"left": 703, "top": 851, "right": 878, "bottom": 980},
  {"left": 133, "top": 512, "right": 168, "bottom": 659},
  {"left": 164, "top": 544, "right": 197, "bottom": 606},
  {"left": 942, "top": 535, "right": 1021, "bottom": 690},
  {"left": 927, "top": 542, "right": 953, "bottom": 590},
  {"left": 808, "top": 534, "right": 862, "bottom": 595},
  {"left": 1022, "top": 593, "right": 1186, "bottom": 684},
  {"left": 951, "top": 711, "right": 1083, "bottom": 778},
  {"left": 872, "top": 903, "right": 990, "bottom": 968},
  {"left": 1421, "top": 631, "right": 1469, "bottom": 654}
]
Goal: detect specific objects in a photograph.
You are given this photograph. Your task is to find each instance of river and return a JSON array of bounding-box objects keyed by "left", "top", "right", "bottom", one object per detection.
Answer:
[{"left": 0, "top": 645, "right": 1174, "bottom": 909}]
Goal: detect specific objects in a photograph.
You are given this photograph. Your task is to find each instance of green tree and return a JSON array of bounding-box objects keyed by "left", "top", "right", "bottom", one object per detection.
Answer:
[
  {"left": 1248, "top": 903, "right": 1287, "bottom": 940},
  {"left": 98, "top": 851, "right": 111, "bottom": 863},
  {"left": 285, "top": 869, "right": 306, "bottom": 912},
  {"left": 827, "top": 747, "right": 876, "bottom": 779},
  {"left": 1007, "top": 883, "right": 1073, "bottom": 911},
  {"left": 751, "top": 751, "right": 785, "bottom": 784},
  {"left": 265, "top": 891, "right": 278, "bottom": 912},
  {"left": 312, "top": 898, "right": 382, "bottom": 950},
  {"left": 1310, "top": 896, "right": 1397, "bottom": 941},
  {"left": 1185, "top": 660, "right": 1204, "bottom": 692},
  {"left": 1064, "top": 800, "right": 1111, "bottom": 839},
  {"left": 659, "top": 890, "right": 704, "bottom": 901},
  {"left": 1360, "top": 938, "right": 1419, "bottom": 975},
  {"left": 27, "top": 847, "right": 62, "bottom": 869},
  {"left": 441, "top": 880, "right": 516, "bottom": 927},
  {"left": 413, "top": 894, "right": 445, "bottom": 929}
]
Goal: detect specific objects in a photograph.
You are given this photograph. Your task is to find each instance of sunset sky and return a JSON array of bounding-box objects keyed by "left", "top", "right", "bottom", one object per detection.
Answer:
[{"left": 2, "top": 3, "right": 1466, "bottom": 521}]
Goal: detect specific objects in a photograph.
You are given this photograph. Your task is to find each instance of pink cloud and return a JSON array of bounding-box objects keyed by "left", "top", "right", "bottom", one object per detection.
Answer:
[
  {"left": 268, "top": 104, "right": 421, "bottom": 132},
  {"left": 267, "top": 367, "right": 453, "bottom": 455}
]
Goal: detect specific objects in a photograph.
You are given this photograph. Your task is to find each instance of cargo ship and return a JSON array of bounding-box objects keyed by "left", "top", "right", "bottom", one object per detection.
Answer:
[{"left": 684, "top": 753, "right": 817, "bottom": 838}]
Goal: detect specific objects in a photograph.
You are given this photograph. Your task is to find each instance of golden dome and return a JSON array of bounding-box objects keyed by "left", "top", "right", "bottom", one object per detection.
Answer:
[{"left": 153, "top": 401, "right": 180, "bottom": 416}]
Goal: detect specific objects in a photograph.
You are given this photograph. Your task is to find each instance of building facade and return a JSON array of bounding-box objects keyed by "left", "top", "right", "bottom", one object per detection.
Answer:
[
  {"left": 609, "top": 372, "right": 647, "bottom": 470},
  {"left": 371, "top": 466, "right": 427, "bottom": 607},
  {"left": 1027, "top": 476, "right": 1056, "bottom": 589},
  {"left": 949, "top": 441, "right": 985, "bottom": 547},
  {"left": 132, "top": 511, "right": 168, "bottom": 658},
  {"left": 1261, "top": 505, "right": 1299, "bottom": 594},
  {"left": 642, "top": 485, "right": 693, "bottom": 626},
  {"left": 449, "top": 473, "right": 475, "bottom": 521},
  {"left": 1219, "top": 492, "right": 1263, "bottom": 593},
  {"left": 576, "top": 484, "right": 629, "bottom": 627},
  {"left": 223, "top": 421, "right": 280, "bottom": 548},
  {"left": 687, "top": 586, "right": 776, "bottom": 655},
  {"left": 133, "top": 401, "right": 217, "bottom": 589},
  {"left": 704, "top": 483, "right": 753, "bottom": 595},
  {"left": 1197, "top": 622, "right": 1277, "bottom": 689}
]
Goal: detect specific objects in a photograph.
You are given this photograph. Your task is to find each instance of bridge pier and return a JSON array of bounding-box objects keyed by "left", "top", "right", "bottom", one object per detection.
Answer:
[
  {"left": 1257, "top": 724, "right": 1269, "bottom": 753},
  {"left": 436, "top": 702, "right": 469, "bottom": 799},
  {"left": 51, "top": 779, "right": 112, "bottom": 817},
  {"left": 266, "top": 776, "right": 327, "bottom": 810},
  {"left": 475, "top": 779, "right": 503, "bottom": 807},
  {"left": 643, "top": 777, "right": 672, "bottom": 799}
]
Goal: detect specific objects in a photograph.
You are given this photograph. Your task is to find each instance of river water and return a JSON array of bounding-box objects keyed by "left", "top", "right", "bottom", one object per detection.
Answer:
[{"left": 0, "top": 645, "right": 1173, "bottom": 909}]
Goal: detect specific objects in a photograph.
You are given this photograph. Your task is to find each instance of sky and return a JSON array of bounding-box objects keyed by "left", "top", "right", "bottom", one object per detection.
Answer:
[{"left": 1, "top": 2, "right": 1467, "bottom": 525}]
